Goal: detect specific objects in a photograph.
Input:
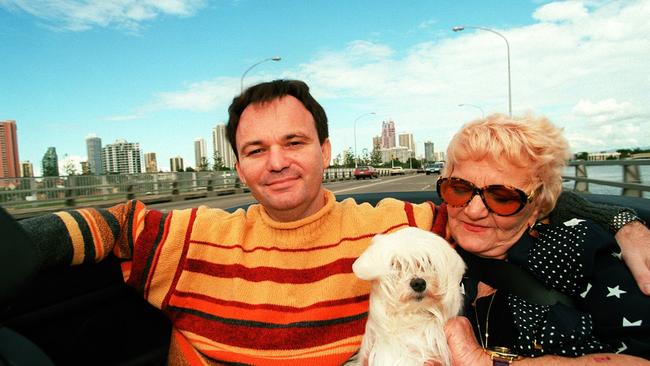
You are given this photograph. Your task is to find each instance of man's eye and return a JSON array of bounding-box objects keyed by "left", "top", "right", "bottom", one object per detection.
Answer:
[
  {"left": 288, "top": 141, "right": 303, "bottom": 146},
  {"left": 246, "top": 148, "right": 263, "bottom": 156}
]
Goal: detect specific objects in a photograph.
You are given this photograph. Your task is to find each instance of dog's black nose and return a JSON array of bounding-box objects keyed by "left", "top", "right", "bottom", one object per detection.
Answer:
[{"left": 410, "top": 278, "right": 426, "bottom": 293}]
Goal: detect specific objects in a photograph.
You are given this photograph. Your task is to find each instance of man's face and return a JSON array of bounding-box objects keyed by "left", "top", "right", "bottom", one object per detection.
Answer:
[{"left": 235, "top": 96, "right": 331, "bottom": 222}]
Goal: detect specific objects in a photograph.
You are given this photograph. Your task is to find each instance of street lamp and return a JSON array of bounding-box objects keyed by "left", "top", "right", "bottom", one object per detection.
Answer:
[
  {"left": 452, "top": 25, "right": 512, "bottom": 117},
  {"left": 458, "top": 103, "right": 485, "bottom": 118},
  {"left": 240, "top": 56, "right": 282, "bottom": 92},
  {"left": 353, "top": 112, "right": 376, "bottom": 168}
]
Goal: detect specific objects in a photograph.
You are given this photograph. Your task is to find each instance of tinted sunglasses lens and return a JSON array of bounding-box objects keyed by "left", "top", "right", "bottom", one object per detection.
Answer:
[
  {"left": 439, "top": 179, "right": 475, "bottom": 206},
  {"left": 483, "top": 186, "right": 525, "bottom": 215}
]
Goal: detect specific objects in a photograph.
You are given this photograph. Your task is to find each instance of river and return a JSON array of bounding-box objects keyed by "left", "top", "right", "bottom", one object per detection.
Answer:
[{"left": 563, "top": 165, "right": 649, "bottom": 198}]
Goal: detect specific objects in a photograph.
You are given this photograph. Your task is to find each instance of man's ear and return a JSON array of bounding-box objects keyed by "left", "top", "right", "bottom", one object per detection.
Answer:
[
  {"left": 235, "top": 161, "right": 247, "bottom": 185},
  {"left": 321, "top": 138, "right": 332, "bottom": 168}
]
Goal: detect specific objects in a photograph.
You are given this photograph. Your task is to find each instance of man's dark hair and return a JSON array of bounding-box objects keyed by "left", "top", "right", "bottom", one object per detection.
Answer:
[{"left": 227, "top": 79, "right": 329, "bottom": 159}]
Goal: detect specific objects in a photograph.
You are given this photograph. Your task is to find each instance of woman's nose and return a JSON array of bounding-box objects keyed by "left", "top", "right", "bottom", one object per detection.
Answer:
[{"left": 464, "top": 194, "right": 489, "bottom": 217}]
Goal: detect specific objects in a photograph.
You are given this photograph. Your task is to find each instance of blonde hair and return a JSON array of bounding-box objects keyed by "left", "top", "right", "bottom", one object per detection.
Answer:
[{"left": 444, "top": 113, "right": 570, "bottom": 217}]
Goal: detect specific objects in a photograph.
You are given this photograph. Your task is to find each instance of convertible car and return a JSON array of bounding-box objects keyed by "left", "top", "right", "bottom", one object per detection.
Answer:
[{"left": 0, "top": 191, "right": 648, "bottom": 366}]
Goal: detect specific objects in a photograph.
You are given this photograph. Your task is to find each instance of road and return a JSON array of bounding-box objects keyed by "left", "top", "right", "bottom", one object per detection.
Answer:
[{"left": 149, "top": 173, "right": 440, "bottom": 211}]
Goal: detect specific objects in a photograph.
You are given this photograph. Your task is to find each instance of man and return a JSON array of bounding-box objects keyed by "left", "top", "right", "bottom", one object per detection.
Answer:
[{"left": 2, "top": 79, "right": 649, "bottom": 365}]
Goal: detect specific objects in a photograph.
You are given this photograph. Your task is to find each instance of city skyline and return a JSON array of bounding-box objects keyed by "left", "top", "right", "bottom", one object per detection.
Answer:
[{"left": 2, "top": 1, "right": 649, "bottom": 175}]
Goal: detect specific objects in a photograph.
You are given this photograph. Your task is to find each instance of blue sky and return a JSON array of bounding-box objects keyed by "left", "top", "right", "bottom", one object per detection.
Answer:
[{"left": 1, "top": 0, "right": 649, "bottom": 174}]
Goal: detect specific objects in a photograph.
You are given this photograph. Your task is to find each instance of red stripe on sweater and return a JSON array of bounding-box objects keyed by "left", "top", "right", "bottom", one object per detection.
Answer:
[
  {"left": 172, "top": 310, "right": 367, "bottom": 350},
  {"left": 127, "top": 209, "right": 163, "bottom": 291},
  {"left": 185, "top": 257, "right": 356, "bottom": 284},
  {"left": 404, "top": 201, "right": 416, "bottom": 227},
  {"left": 432, "top": 203, "right": 447, "bottom": 236},
  {"left": 163, "top": 208, "right": 198, "bottom": 310},
  {"left": 190, "top": 222, "right": 411, "bottom": 254},
  {"left": 144, "top": 211, "right": 173, "bottom": 299}
]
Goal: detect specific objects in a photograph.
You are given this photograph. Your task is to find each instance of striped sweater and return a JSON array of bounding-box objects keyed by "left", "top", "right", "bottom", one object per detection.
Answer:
[{"left": 22, "top": 190, "right": 446, "bottom": 366}]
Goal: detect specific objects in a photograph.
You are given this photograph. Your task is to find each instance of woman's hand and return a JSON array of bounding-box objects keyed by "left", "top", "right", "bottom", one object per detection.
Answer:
[
  {"left": 616, "top": 221, "right": 650, "bottom": 295},
  {"left": 444, "top": 316, "right": 490, "bottom": 366}
]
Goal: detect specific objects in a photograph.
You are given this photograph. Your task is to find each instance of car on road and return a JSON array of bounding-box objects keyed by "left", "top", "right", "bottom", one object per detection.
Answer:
[
  {"left": 425, "top": 162, "right": 444, "bottom": 175},
  {"left": 353, "top": 166, "right": 378, "bottom": 179},
  {"left": 389, "top": 166, "right": 405, "bottom": 175}
]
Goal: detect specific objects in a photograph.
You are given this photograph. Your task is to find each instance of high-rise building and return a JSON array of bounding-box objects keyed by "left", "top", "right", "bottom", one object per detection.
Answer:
[
  {"left": 212, "top": 124, "right": 236, "bottom": 169},
  {"left": 381, "top": 120, "right": 395, "bottom": 149},
  {"left": 42, "top": 147, "right": 60, "bottom": 177},
  {"left": 102, "top": 139, "right": 142, "bottom": 174},
  {"left": 144, "top": 152, "right": 158, "bottom": 173},
  {"left": 398, "top": 132, "right": 416, "bottom": 158},
  {"left": 170, "top": 156, "right": 184, "bottom": 172},
  {"left": 372, "top": 136, "right": 382, "bottom": 150},
  {"left": 0, "top": 120, "right": 20, "bottom": 179},
  {"left": 424, "top": 141, "right": 434, "bottom": 162},
  {"left": 21, "top": 161, "right": 33, "bottom": 177},
  {"left": 194, "top": 138, "right": 207, "bottom": 169},
  {"left": 85, "top": 135, "right": 103, "bottom": 175}
]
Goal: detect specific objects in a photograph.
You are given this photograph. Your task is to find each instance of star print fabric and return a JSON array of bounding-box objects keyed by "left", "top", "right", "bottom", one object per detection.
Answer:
[{"left": 505, "top": 218, "right": 650, "bottom": 358}]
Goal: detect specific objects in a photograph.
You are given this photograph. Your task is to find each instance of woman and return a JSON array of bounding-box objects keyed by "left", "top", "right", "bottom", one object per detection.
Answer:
[{"left": 439, "top": 114, "right": 649, "bottom": 365}]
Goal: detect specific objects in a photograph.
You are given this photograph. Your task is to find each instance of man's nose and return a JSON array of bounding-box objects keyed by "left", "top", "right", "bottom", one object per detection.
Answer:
[{"left": 267, "top": 146, "right": 290, "bottom": 171}]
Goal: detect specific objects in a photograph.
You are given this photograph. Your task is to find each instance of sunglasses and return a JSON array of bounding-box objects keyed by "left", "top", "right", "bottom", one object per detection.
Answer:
[{"left": 436, "top": 177, "right": 540, "bottom": 216}]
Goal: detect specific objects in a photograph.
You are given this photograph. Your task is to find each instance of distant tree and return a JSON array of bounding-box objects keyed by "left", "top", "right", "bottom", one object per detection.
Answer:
[
  {"left": 343, "top": 148, "right": 355, "bottom": 168},
  {"left": 370, "top": 144, "right": 382, "bottom": 166},
  {"left": 63, "top": 156, "right": 77, "bottom": 176},
  {"left": 332, "top": 153, "right": 342, "bottom": 167},
  {"left": 408, "top": 157, "right": 422, "bottom": 169},
  {"left": 575, "top": 152, "right": 589, "bottom": 160},
  {"left": 185, "top": 166, "right": 196, "bottom": 172},
  {"left": 198, "top": 156, "right": 210, "bottom": 171},
  {"left": 213, "top": 151, "right": 226, "bottom": 171}
]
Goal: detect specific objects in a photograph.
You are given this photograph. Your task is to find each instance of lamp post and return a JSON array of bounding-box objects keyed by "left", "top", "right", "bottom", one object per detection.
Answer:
[
  {"left": 453, "top": 26, "right": 511, "bottom": 117},
  {"left": 353, "top": 112, "right": 376, "bottom": 168},
  {"left": 458, "top": 103, "right": 485, "bottom": 118},
  {"left": 240, "top": 56, "right": 282, "bottom": 92}
]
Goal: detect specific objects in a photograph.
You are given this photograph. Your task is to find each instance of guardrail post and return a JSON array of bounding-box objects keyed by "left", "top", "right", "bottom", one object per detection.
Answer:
[
  {"left": 622, "top": 164, "right": 642, "bottom": 197},
  {"left": 172, "top": 181, "right": 179, "bottom": 196},
  {"left": 64, "top": 188, "right": 76, "bottom": 207},
  {"left": 207, "top": 179, "right": 214, "bottom": 192},
  {"left": 126, "top": 184, "right": 135, "bottom": 200},
  {"left": 574, "top": 163, "right": 589, "bottom": 193}
]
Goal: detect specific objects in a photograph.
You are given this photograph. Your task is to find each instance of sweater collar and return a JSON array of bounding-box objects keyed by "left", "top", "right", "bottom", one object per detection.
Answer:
[{"left": 257, "top": 189, "right": 336, "bottom": 230}]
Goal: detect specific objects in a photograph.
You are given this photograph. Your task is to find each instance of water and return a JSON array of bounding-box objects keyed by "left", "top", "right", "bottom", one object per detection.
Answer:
[{"left": 562, "top": 165, "right": 649, "bottom": 198}]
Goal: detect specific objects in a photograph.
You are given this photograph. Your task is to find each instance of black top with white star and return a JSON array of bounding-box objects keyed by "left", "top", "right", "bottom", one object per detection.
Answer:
[{"left": 463, "top": 218, "right": 650, "bottom": 358}]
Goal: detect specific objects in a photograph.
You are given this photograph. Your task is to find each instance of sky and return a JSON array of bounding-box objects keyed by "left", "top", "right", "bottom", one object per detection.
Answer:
[{"left": 1, "top": 0, "right": 649, "bottom": 175}]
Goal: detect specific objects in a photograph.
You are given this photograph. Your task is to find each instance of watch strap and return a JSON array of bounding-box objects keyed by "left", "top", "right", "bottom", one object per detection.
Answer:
[{"left": 610, "top": 209, "right": 645, "bottom": 233}]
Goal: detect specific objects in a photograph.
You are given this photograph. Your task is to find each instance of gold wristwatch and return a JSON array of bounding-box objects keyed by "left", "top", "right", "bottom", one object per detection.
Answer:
[{"left": 485, "top": 346, "right": 521, "bottom": 365}]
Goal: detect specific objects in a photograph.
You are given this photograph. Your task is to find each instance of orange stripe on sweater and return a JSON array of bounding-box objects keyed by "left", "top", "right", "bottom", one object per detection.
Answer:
[
  {"left": 162, "top": 208, "right": 198, "bottom": 309},
  {"left": 54, "top": 211, "right": 85, "bottom": 265},
  {"left": 168, "top": 293, "right": 368, "bottom": 324},
  {"left": 172, "top": 328, "right": 207, "bottom": 366}
]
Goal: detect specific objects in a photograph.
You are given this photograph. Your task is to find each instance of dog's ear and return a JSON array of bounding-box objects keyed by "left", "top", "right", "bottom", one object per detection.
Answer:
[{"left": 352, "top": 235, "right": 392, "bottom": 281}]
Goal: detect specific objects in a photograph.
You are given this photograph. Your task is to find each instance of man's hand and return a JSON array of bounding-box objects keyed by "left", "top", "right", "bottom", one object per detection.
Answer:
[
  {"left": 616, "top": 221, "right": 650, "bottom": 295},
  {"left": 444, "top": 316, "right": 490, "bottom": 366}
]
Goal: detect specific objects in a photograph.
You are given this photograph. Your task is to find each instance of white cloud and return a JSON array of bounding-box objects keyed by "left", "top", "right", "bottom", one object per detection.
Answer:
[
  {"left": 1, "top": 0, "right": 206, "bottom": 31},
  {"left": 533, "top": 1, "right": 589, "bottom": 23},
  {"left": 116, "top": 0, "right": 649, "bottom": 156}
]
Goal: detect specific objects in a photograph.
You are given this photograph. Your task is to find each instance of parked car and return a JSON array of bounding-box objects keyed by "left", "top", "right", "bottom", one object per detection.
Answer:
[
  {"left": 389, "top": 166, "right": 405, "bottom": 175},
  {"left": 353, "top": 166, "right": 378, "bottom": 179},
  {"left": 425, "top": 162, "right": 444, "bottom": 175}
]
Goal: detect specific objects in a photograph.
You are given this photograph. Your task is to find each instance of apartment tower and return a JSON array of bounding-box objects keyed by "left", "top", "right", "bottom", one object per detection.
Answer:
[{"left": 0, "top": 120, "right": 20, "bottom": 178}]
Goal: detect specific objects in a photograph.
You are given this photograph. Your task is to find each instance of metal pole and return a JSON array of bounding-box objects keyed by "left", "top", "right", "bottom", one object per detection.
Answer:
[
  {"left": 240, "top": 56, "right": 282, "bottom": 93},
  {"left": 453, "top": 26, "right": 511, "bottom": 117},
  {"left": 458, "top": 103, "right": 485, "bottom": 118}
]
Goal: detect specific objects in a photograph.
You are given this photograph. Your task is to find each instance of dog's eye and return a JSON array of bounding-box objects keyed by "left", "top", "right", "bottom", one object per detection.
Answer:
[{"left": 391, "top": 260, "right": 403, "bottom": 271}]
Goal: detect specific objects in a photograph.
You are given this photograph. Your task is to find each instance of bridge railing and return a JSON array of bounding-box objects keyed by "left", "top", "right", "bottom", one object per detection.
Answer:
[{"left": 562, "top": 159, "right": 649, "bottom": 197}]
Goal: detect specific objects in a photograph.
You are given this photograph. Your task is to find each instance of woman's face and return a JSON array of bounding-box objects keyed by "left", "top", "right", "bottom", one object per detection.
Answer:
[{"left": 446, "top": 158, "right": 541, "bottom": 259}]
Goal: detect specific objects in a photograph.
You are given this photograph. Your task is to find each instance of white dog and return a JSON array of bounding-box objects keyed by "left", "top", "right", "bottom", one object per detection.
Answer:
[{"left": 352, "top": 227, "right": 465, "bottom": 366}]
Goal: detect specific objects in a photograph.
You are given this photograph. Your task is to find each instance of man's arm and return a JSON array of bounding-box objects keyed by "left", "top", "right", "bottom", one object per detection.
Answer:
[
  {"left": 551, "top": 191, "right": 650, "bottom": 295},
  {"left": 445, "top": 317, "right": 650, "bottom": 366},
  {"left": 0, "top": 201, "right": 145, "bottom": 302}
]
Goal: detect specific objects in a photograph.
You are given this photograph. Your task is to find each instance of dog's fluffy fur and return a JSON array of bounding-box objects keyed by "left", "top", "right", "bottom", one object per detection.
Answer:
[{"left": 352, "top": 227, "right": 465, "bottom": 366}]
